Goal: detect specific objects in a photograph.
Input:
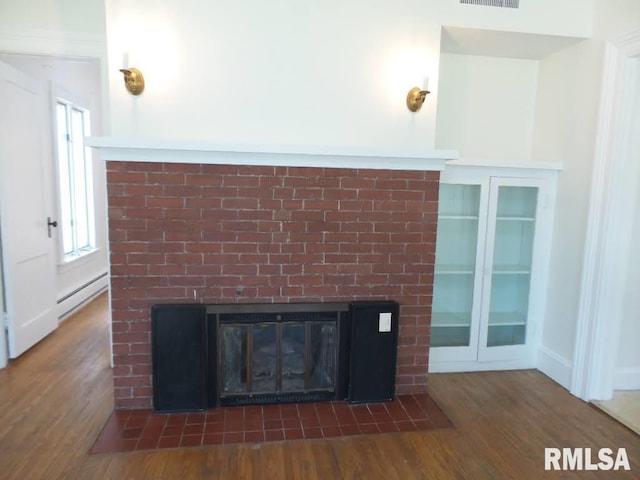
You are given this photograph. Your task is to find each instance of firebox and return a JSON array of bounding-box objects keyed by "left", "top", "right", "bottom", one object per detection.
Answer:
[
  {"left": 151, "top": 301, "right": 398, "bottom": 413},
  {"left": 212, "top": 304, "right": 350, "bottom": 406}
]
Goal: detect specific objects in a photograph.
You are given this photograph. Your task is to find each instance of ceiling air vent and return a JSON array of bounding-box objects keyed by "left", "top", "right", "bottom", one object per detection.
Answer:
[{"left": 460, "top": 0, "right": 520, "bottom": 8}]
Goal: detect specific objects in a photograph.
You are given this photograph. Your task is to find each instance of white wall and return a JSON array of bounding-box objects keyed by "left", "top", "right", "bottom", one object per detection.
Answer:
[
  {"left": 103, "top": 0, "right": 593, "bottom": 154},
  {"left": 531, "top": 41, "right": 602, "bottom": 380},
  {"left": 105, "top": 0, "right": 442, "bottom": 152},
  {"left": 0, "top": 0, "right": 105, "bottom": 35},
  {"left": 532, "top": 0, "right": 640, "bottom": 388},
  {"left": 0, "top": 55, "right": 109, "bottom": 319},
  {"left": 435, "top": 53, "right": 538, "bottom": 160}
]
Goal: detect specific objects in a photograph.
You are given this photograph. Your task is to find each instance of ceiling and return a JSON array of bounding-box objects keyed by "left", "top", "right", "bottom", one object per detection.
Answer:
[{"left": 441, "top": 26, "right": 586, "bottom": 60}]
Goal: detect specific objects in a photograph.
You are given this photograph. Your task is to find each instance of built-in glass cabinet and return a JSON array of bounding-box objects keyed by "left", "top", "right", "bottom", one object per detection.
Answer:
[{"left": 430, "top": 163, "right": 558, "bottom": 372}]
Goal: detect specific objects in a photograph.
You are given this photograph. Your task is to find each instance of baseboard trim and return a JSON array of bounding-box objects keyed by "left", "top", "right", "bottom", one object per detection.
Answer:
[
  {"left": 428, "top": 358, "right": 534, "bottom": 373},
  {"left": 537, "top": 346, "right": 573, "bottom": 389},
  {"left": 614, "top": 367, "right": 640, "bottom": 390}
]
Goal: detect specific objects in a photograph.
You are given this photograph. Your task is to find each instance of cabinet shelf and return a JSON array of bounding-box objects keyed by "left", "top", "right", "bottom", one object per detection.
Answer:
[
  {"left": 432, "top": 312, "right": 472, "bottom": 327},
  {"left": 435, "top": 264, "right": 475, "bottom": 275},
  {"left": 488, "top": 312, "right": 527, "bottom": 327},
  {"left": 496, "top": 216, "right": 535, "bottom": 222},
  {"left": 491, "top": 265, "right": 531, "bottom": 275},
  {"left": 439, "top": 215, "right": 479, "bottom": 221}
]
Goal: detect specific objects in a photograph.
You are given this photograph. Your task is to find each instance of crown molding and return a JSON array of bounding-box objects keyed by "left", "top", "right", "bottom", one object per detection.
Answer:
[{"left": 0, "top": 27, "right": 106, "bottom": 59}]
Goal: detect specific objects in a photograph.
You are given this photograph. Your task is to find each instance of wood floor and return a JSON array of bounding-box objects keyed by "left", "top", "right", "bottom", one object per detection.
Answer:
[{"left": 0, "top": 293, "right": 638, "bottom": 479}]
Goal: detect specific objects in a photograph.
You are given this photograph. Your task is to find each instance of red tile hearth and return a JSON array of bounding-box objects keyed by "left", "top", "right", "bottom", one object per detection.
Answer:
[{"left": 91, "top": 394, "right": 452, "bottom": 454}]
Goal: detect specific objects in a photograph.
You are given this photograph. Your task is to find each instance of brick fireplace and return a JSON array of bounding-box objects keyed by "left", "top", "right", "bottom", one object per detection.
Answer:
[{"left": 103, "top": 148, "right": 444, "bottom": 410}]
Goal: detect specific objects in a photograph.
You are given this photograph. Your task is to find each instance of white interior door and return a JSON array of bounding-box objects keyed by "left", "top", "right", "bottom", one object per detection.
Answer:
[{"left": 0, "top": 60, "right": 58, "bottom": 359}]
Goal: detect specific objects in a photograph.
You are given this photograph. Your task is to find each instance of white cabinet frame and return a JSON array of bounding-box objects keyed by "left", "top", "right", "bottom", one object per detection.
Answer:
[{"left": 430, "top": 160, "right": 560, "bottom": 373}]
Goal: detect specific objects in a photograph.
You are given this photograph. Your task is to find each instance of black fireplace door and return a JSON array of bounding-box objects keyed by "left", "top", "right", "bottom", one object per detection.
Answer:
[{"left": 151, "top": 304, "right": 207, "bottom": 413}]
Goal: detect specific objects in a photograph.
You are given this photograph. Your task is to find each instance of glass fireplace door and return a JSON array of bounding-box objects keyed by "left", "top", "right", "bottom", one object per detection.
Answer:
[{"left": 219, "top": 320, "right": 337, "bottom": 403}]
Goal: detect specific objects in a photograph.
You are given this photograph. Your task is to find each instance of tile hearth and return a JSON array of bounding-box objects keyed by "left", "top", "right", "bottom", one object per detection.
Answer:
[{"left": 91, "top": 394, "right": 452, "bottom": 454}]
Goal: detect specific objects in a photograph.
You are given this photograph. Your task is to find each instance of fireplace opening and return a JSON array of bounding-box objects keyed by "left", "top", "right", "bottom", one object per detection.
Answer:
[
  {"left": 218, "top": 311, "right": 341, "bottom": 406},
  {"left": 207, "top": 303, "right": 351, "bottom": 408}
]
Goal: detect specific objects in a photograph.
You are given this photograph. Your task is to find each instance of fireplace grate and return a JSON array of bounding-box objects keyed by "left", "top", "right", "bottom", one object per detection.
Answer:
[{"left": 220, "top": 391, "right": 335, "bottom": 407}]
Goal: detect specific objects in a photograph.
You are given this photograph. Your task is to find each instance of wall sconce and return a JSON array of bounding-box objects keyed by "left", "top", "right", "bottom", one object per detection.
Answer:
[
  {"left": 119, "top": 68, "right": 145, "bottom": 95},
  {"left": 406, "top": 86, "right": 430, "bottom": 112}
]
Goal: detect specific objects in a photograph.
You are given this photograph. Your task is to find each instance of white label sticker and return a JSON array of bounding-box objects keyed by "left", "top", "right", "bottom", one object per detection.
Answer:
[{"left": 379, "top": 312, "right": 392, "bottom": 332}]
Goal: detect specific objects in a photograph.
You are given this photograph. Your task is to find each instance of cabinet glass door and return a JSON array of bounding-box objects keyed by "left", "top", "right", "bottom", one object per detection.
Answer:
[
  {"left": 431, "top": 184, "right": 482, "bottom": 348},
  {"left": 486, "top": 185, "right": 538, "bottom": 347}
]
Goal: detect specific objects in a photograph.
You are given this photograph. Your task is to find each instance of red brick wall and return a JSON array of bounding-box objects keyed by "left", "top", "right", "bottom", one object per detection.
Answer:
[{"left": 107, "top": 161, "right": 439, "bottom": 409}]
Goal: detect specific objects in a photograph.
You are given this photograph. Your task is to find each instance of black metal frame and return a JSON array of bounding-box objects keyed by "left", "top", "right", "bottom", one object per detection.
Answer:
[{"left": 211, "top": 304, "right": 349, "bottom": 407}]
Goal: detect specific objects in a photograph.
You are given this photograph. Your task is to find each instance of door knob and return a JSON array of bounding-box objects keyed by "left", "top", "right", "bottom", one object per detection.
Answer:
[{"left": 47, "top": 217, "right": 58, "bottom": 238}]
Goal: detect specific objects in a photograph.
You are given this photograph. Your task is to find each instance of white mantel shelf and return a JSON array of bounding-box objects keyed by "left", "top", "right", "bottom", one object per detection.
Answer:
[{"left": 86, "top": 137, "right": 458, "bottom": 172}]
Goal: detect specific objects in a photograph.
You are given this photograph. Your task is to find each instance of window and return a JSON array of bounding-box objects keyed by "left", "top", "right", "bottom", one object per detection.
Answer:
[{"left": 55, "top": 99, "right": 95, "bottom": 260}]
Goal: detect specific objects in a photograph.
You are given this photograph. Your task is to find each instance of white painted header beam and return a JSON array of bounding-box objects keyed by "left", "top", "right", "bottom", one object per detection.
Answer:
[{"left": 87, "top": 137, "right": 458, "bottom": 171}]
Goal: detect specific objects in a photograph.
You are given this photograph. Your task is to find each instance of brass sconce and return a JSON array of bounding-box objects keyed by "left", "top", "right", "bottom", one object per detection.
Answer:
[
  {"left": 119, "top": 68, "right": 145, "bottom": 95},
  {"left": 406, "top": 86, "right": 430, "bottom": 112}
]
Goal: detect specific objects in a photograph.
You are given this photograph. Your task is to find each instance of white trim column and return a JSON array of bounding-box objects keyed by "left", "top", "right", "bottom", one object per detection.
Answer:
[
  {"left": 571, "top": 29, "right": 640, "bottom": 401},
  {"left": 0, "top": 210, "right": 6, "bottom": 368}
]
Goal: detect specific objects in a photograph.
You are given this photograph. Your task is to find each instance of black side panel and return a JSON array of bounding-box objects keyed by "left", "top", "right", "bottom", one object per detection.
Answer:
[
  {"left": 348, "top": 301, "right": 400, "bottom": 403},
  {"left": 152, "top": 304, "right": 207, "bottom": 413},
  {"left": 207, "top": 313, "right": 218, "bottom": 408},
  {"left": 336, "top": 310, "right": 351, "bottom": 400}
]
